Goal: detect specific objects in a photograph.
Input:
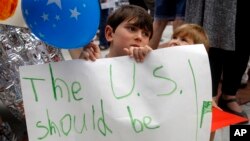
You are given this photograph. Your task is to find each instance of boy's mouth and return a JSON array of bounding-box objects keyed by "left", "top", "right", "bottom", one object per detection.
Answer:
[{"left": 130, "top": 44, "right": 140, "bottom": 47}]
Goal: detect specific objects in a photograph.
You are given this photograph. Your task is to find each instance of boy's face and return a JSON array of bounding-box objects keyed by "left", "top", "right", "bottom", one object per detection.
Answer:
[
  {"left": 106, "top": 19, "right": 151, "bottom": 57},
  {"left": 167, "top": 34, "right": 194, "bottom": 47}
]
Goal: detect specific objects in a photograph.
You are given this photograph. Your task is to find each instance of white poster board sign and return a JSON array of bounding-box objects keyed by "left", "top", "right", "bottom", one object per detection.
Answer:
[{"left": 20, "top": 45, "right": 212, "bottom": 141}]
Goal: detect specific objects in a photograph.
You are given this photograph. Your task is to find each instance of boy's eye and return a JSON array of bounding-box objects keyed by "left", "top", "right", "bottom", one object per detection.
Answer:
[
  {"left": 126, "top": 25, "right": 150, "bottom": 37},
  {"left": 127, "top": 26, "right": 137, "bottom": 32},
  {"left": 142, "top": 31, "right": 150, "bottom": 37}
]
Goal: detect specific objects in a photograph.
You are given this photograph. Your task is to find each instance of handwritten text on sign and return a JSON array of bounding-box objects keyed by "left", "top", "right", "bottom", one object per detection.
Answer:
[{"left": 20, "top": 45, "right": 212, "bottom": 141}]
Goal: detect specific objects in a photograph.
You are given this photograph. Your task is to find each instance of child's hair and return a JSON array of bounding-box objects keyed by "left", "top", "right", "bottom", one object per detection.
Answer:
[
  {"left": 173, "top": 23, "right": 210, "bottom": 50},
  {"left": 106, "top": 5, "right": 153, "bottom": 39}
]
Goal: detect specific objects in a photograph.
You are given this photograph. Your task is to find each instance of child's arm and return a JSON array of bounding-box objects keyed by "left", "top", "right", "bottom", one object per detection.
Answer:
[
  {"left": 159, "top": 41, "right": 171, "bottom": 48},
  {"left": 124, "top": 45, "right": 152, "bottom": 62},
  {"left": 79, "top": 42, "right": 101, "bottom": 61}
]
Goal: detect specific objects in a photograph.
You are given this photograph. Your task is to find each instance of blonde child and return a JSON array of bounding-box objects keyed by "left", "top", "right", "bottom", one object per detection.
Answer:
[
  {"left": 160, "top": 23, "right": 219, "bottom": 105},
  {"left": 159, "top": 23, "right": 219, "bottom": 141},
  {"left": 158, "top": 23, "right": 209, "bottom": 51}
]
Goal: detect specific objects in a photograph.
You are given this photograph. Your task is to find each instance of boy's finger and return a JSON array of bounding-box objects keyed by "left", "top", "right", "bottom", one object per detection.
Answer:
[
  {"left": 124, "top": 48, "right": 133, "bottom": 57},
  {"left": 87, "top": 49, "right": 96, "bottom": 61},
  {"left": 93, "top": 44, "right": 101, "bottom": 53},
  {"left": 133, "top": 48, "right": 139, "bottom": 59},
  {"left": 138, "top": 49, "right": 145, "bottom": 61},
  {"left": 89, "top": 52, "right": 97, "bottom": 61},
  {"left": 134, "top": 49, "right": 143, "bottom": 62},
  {"left": 89, "top": 55, "right": 96, "bottom": 61},
  {"left": 80, "top": 51, "right": 89, "bottom": 60},
  {"left": 140, "top": 48, "right": 147, "bottom": 62}
]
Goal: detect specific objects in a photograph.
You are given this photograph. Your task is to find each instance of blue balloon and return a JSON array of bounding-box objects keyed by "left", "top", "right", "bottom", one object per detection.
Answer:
[{"left": 22, "top": 0, "right": 100, "bottom": 49}]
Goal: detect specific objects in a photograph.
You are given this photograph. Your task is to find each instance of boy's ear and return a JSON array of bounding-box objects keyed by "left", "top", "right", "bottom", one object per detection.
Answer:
[{"left": 105, "top": 25, "right": 113, "bottom": 42}]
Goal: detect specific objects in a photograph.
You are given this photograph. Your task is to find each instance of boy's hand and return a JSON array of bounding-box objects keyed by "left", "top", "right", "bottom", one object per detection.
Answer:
[
  {"left": 124, "top": 45, "right": 152, "bottom": 62},
  {"left": 79, "top": 42, "right": 101, "bottom": 61}
]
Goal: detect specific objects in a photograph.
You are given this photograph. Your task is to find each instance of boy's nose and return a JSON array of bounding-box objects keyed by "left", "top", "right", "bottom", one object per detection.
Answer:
[{"left": 135, "top": 32, "right": 143, "bottom": 41}]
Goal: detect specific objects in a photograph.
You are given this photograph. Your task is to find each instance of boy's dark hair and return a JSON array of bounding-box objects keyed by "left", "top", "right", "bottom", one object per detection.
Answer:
[{"left": 106, "top": 5, "right": 153, "bottom": 39}]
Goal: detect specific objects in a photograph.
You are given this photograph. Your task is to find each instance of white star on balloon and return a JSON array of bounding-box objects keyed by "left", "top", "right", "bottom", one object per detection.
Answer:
[
  {"left": 41, "top": 13, "right": 49, "bottom": 21},
  {"left": 47, "top": 0, "right": 62, "bottom": 9},
  {"left": 70, "top": 7, "right": 81, "bottom": 20},
  {"left": 55, "top": 15, "right": 60, "bottom": 21},
  {"left": 25, "top": 9, "right": 29, "bottom": 15},
  {"left": 39, "top": 32, "right": 45, "bottom": 38}
]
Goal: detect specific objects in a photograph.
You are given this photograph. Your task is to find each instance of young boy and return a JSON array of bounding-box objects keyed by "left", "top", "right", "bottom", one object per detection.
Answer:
[
  {"left": 80, "top": 10, "right": 218, "bottom": 140},
  {"left": 79, "top": 5, "right": 153, "bottom": 62},
  {"left": 81, "top": 21, "right": 216, "bottom": 107},
  {"left": 82, "top": 21, "right": 218, "bottom": 108}
]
